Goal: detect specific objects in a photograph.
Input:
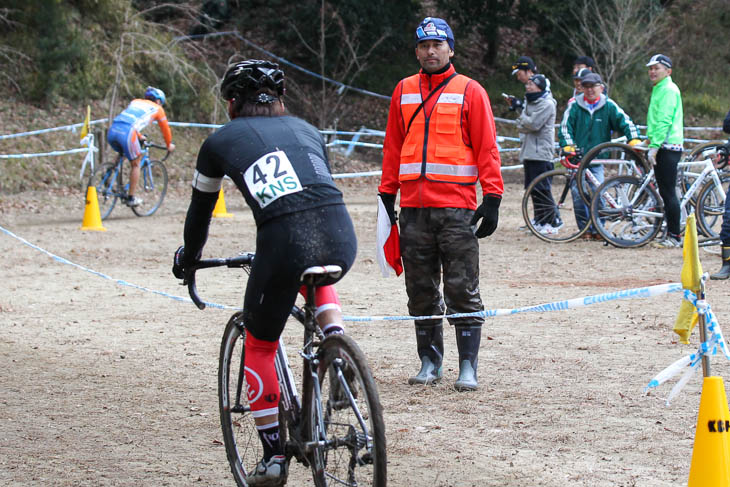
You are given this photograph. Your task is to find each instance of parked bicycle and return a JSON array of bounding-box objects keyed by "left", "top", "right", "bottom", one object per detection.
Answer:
[
  {"left": 88, "top": 139, "right": 169, "bottom": 219},
  {"left": 185, "top": 253, "right": 387, "bottom": 487},
  {"left": 590, "top": 156, "right": 727, "bottom": 248}
]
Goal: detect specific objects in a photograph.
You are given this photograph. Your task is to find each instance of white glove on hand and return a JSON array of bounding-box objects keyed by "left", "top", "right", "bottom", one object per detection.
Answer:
[{"left": 648, "top": 147, "right": 658, "bottom": 166}]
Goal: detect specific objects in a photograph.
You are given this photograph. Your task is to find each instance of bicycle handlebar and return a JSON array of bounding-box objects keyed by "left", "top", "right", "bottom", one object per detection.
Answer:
[
  {"left": 185, "top": 253, "right": 255, "bottom": 310},
  {"left": 143, "top": 140, "right": 171, "bottom": 162}
]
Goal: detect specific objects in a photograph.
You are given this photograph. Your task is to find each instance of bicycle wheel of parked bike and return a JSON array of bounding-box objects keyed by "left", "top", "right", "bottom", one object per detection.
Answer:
[
  {"left": 88, "top": 162, "right": 120, "bottom": 220},
  {"left": 308, "top": 334, "right": 386, "bottom": 487},
  {"left": 218, "top": 313, "right": 288, "bottom": 487},
  {"left": 576, "top": 143, "right": 650, "bottom": 207},
  {"left": 696, "top": 173, "right": 730, "bottom": 239},
  {"left": 130, "top": 160, "right": 168, "bottom": 217},
  {"left": 590, "top": 175, "right": 664, "bottom": 248},
  {"left": 521, "top": 169, "right": 590, "bottom": 243}
]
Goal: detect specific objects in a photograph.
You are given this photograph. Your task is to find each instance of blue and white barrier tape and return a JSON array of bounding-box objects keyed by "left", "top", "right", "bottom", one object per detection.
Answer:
[
  {"left": 0, "top": 119, "right": 108, "bottom": 140},
  {"left": 0, "top": 224, "right": 681, "bottom": 323},
  {"left": 645, "top": 284, "right": 728, "bottom": 405},
  {"left": 0, "top": 147, "right": 90, "bottom": 159}
]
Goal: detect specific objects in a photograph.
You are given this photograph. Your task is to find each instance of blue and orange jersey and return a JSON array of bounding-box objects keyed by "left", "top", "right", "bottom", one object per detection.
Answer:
[{"left": 112, "top": 98, "right": 172, "bottom": 146}]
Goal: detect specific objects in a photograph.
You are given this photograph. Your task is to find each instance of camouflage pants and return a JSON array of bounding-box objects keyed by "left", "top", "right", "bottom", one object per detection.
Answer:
[{"left": 399, "top": 207, "right": 485, "bottom": 328}]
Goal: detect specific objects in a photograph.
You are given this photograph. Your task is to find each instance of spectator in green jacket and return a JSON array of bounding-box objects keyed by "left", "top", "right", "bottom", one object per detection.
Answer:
[
  {"left": 559, "top": 72, "right": 641, "bottom": 240},
  {"left": 645, "top": 54, "right": 684, "bottom": 248}
]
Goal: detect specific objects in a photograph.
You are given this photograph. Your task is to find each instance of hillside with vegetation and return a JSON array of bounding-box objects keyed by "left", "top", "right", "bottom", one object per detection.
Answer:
[{"left": 1, "top": 0, "right": 729, "bottom": 192}]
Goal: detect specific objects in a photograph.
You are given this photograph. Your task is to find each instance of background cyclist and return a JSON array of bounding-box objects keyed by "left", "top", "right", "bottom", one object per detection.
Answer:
[
  {"left": 172, "top": 60, "right": 357, "bottom": 486},
  {"left": 106, "top": 86, "right": 175, "bottom": 207}
]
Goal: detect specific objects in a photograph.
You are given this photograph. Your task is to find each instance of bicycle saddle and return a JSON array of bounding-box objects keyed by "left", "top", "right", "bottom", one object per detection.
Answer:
[{"left": 300, "top": 265, "right": 342, "bottom": 286}]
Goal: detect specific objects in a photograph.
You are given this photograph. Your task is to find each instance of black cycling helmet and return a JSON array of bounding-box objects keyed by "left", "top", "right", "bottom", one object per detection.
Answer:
[{"left": 220, "top": 59, "right": 285, "bottom": 101}]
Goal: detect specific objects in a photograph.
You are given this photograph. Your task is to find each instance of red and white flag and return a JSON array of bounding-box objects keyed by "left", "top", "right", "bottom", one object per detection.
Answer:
[{"left": 376, "top": 194, "right": 403, "bottom": 277}]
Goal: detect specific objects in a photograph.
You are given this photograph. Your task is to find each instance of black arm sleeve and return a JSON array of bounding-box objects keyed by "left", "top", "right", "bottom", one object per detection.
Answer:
[
  {"left": 723, "top": 108, "right": 730, "bottom": 134},
  {"left": 182, "top": 188, "right": 219, "bottom": 267}
]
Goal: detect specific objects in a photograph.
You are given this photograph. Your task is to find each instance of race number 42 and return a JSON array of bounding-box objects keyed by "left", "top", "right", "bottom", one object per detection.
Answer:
[{"left": 244, "top": 150, "right": 303, "bottom": 208}]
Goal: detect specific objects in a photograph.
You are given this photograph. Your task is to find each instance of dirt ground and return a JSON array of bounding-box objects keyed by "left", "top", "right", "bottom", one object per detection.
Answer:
[{"left": 2, "top": 177, "right": 730, "bottom": 487}]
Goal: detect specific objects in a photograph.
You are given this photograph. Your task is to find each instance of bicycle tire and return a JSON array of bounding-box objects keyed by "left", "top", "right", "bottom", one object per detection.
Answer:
[
  {"left": 590, "top": 175, "right": 664, "bottom": 248},
  {"left": 218, "top": 313, "right": 287, "bottom": 487},
  {"left": 695, "top": 173, "right": 730, "bottom": 239},
  {"left": 88, "top": 161, "right": 119, "bottom": 220},
  {"left": 308, "top": 334, "right": 386, "bottom": 487},
  {"left": 576, "top": 143, "right": 650, "bottom": 207},
  {"left": 521, "top": 169, "right": 590, "bottom": 243},
  {"left": 687, "top": 141, "right": 729, "bottom": 166},
  {"left": 131, "top": 160, "right": 168, "bottom": 217}
]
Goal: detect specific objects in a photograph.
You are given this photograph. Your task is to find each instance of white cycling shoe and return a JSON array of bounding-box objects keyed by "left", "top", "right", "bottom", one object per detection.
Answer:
[{"left": 245, "top": 455, "right": 287, "bottom": 486}]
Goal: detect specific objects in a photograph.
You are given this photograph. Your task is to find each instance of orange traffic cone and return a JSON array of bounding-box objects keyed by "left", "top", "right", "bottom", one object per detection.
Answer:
[
  {"left": 81, "top": 186, "right": 107, "bottom": 231},
  {"left": 212, "top": 188, "right": 233, "bottom": 218},
  {"left": 688, "top": 376, "right": 730, "bottom": 486}
]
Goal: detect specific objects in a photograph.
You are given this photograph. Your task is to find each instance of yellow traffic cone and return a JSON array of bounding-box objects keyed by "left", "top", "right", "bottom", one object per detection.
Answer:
[
  {"left": 688, "top": 376, "right": 730, "bottom": 486},
  {"left": 212, "top": 188, "right": 233, "bottom": 218},
  {"left": 81, "top": 186, "right": 107, "bottom": 231}
]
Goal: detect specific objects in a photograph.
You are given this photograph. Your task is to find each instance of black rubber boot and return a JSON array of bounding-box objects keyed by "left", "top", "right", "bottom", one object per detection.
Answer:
[
  {"left": 408, "top": 323, "right": 443, "bottom": 385},
  {"left": 454, "top": 325, "right": 481, "bottom": 391},
  {"left": 710, "top": 246, "right": 730, "bottom": 280}
]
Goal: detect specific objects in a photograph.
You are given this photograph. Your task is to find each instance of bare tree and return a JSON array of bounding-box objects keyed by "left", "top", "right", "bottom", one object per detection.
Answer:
[
  {"left": 287, "top": 1, "right": 388, "bottom": 129},
  {"left": 550, "top": 0, "right": 666, "bottom": 90},
  {"left": 0, "top": 8, "right": 30, "bottom": 94}
]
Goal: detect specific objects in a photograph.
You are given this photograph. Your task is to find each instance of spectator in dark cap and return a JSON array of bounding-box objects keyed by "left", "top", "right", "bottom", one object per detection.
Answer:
[
  {"left": 507, "top": 55, "right": 550, "bottom": 110},
  {"left": 645, "top": 53, "right": 685, "bottom": 248},
  {"left": 514, "top": 74, "right": 560, "bottom": 235},
  {"left": 573, "top": 55, "right": 595, "bottom": 75},
  {"left": 572, "top": 67, "right": 591, "bottom": 98},
  {"left": 379, "top": 16, "right": 503, "bottom": 391},
  {"left": 559, "top": 72, "right": 641, "bottom": 240}
]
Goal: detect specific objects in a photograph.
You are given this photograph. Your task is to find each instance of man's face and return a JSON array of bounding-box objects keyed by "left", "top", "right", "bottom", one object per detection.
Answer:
[
  {"left": 525, "top": 79, "right": 540, "bottom": 94},
  {"left": 515, "top": 69, "right": 533, "bottom": 84},
  {"left": 648, "top": 64, "right": 671, "bottom": 85},
  {"left": 582, "top": 83, "right": 601, "bottom": 99},
  {"left": 415, "top": 40, "right": 453, "bottom": 73},
  {"left": 573, "top": 78, "right": 584, "bottom": 93}
]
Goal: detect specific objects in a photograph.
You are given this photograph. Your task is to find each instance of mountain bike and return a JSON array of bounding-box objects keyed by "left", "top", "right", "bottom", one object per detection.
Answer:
[
  {"left": 185, "top": 253, "right": 387, "bottom": 487},
  {"left": 521, "top": 150, "right": 602, "bottom": 243},
  {"left": 590, "top": 157, "right": 726, "bottom": 248},
  {"left": 88, "top": 140, "right": 169, "bottom": 219}
]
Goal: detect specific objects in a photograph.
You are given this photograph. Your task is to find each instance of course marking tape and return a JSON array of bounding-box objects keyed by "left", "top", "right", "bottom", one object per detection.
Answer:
[{"left": 0, "top": 224, "right": 682, "bottom": 322}]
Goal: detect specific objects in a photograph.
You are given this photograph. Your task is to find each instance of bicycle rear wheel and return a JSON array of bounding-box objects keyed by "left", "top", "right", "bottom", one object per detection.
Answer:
[
  {"left": 696, "top": 174, "right": 730, "bottom": 239},
  {"left": 309, "top": 334, "right": 386, "bottom": 487},
  {"left": 521, "top": 169, "right": 590, "bottom": 243},
  {"left": 131, "top": 160, "right": 168, "bottom": 216},
  {"left": 576, "top": 143, "right": 649, "bottom": 206},
  {"left": 591, "top": 175, "right": 664, "bottom": 248},
  {"left": 219, "top": 313, "right": 286, "bottom": 487},
  {"left": 88, "top": 162, "right": 119, "bottom": 220}
]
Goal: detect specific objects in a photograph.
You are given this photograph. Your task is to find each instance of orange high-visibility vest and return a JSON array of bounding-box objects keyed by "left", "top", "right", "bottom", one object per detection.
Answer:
[{"left": 398, "top": 73, "right": 477, "bottom": 184}]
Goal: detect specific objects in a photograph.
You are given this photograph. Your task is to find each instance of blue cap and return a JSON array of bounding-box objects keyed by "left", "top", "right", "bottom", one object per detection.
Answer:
[{"left": 415, "top": 17, "right": 454, "bottom": 50}]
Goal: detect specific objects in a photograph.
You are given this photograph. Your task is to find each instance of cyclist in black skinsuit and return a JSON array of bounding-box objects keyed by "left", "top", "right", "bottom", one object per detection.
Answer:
[{"left": 172, "top": 59, "right": 357, "bottom": 486}]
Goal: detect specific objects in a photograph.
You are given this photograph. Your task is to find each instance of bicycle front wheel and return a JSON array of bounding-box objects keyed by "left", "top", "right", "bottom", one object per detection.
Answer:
[
  {"left": 131, "top": 160, "right": 168, "bottom": 216},
  {"left": 521, "top": 169, "right": 590, "bottom": 243},
  {"left": 88, "top": 162, "right": 119, "bottom": 220},
  {"left": 696, "top": 174, "right": 730, "bottom": 239},
  {"left": 576, "top": 143, "right": 649, "bottom": 206},
  {"left": 219, "top": 313, "right": 283, "bottom": 487},
  {"left": 591, "top": 175, "right": 664, "bottom": 248},
  {"left": 308, "top": 334, "right": 386, "bottom": 487}
]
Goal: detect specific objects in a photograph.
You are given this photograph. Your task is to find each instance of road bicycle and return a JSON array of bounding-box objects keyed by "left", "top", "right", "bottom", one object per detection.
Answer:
[
  {"left": 521, "top": 150, "right": 605, "bottom": 243},
  {"left": 590, "top": 157, "right": 727, "bottom": 248},
  {"left": 185, "top": 253, "right": 387, "bottom": 487},
  {"left": 88, "top": 140, "right": 169, "bottom": 219}
]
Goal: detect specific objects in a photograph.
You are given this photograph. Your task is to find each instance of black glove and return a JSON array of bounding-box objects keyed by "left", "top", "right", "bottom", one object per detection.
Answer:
[
  {"left": 469, "top": 195, "right": 501, "bottom": 238},
  {"left": 172, "top": 245, "right": 186, "bottom": 280},
  {"left": 379, "top": 193, "right": 397, "bottom": 226},
  {"left": 508, "top": 97, "right": 523, "bottom": 112}
]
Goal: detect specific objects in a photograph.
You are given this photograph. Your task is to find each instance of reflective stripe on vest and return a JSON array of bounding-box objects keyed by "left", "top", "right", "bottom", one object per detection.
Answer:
[{"left": 398, "top": 73, "right": 477, "bottom": 184}]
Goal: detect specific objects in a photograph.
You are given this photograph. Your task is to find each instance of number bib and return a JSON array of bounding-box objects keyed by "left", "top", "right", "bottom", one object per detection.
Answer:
[{"left": 244, "top": 150, "right": 303, "bottom": 208}]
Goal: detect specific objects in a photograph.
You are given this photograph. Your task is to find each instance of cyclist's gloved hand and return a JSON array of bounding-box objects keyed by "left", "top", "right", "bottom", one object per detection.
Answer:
[
  {"left": 628, "top": 138, "right": 642, "bottom": 147},
  {"left": 508, "top": 97, "right": 523, "bottom": 112},
  {"left": 378, "top": 193, "right": 397, "bottom": 226},
  {"left": 172, "top": 245, "right": 186, "bottom": 280},
  {"left": 168, "top": 143, "right": 176, "bottom": 152},
  {"left": 561, "top": 145, "right": 577, "bottom": 156},
  {"left": 469, "top": 195, "right": 501, "bottom": 238},
  {"left": 648, "top": 147, "right": 658, "bottom": 166}
]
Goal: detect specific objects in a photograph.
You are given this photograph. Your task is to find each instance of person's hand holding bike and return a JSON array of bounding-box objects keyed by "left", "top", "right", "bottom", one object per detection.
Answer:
[{"left": 172, "top": 245, "right": 191, "bottom": 282}]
